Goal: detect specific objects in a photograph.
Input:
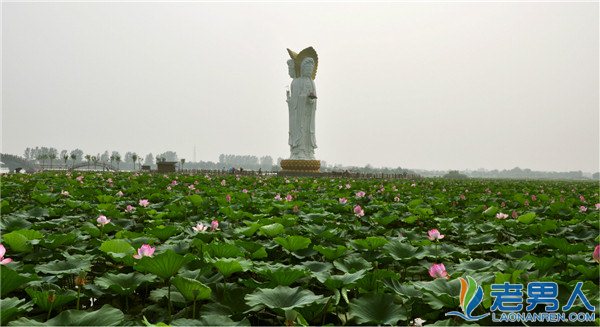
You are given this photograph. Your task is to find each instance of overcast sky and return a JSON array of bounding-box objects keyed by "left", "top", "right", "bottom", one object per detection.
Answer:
[{"left": 2, "top": 1, "right": 598, "bottom": 172}]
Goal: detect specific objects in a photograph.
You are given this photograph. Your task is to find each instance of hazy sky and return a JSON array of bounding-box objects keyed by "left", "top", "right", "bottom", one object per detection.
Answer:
[{"left": 2, "top": 1, "right": 598, "bottom": 172}]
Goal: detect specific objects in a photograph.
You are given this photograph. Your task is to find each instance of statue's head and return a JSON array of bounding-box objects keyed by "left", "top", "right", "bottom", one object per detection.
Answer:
[
  {"left": 287, "top": 59, "right": 296, "bottom": 78},
  {"left": 300, "top": 58, "right": 315, "bottom": 78}
]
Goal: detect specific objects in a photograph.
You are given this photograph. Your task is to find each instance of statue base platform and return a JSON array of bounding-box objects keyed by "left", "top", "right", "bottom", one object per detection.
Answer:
[{"left": 279, "top": 159, "right": 320, "bottom": 176}]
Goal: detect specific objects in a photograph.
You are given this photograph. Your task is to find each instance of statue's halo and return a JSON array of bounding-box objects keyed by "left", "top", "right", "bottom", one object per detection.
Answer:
[{"left": 287, "top": 46, "right": 318, "bottom": 80}]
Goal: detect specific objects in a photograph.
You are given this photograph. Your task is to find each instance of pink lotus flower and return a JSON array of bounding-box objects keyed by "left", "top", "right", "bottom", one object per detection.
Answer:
[
  {"left": 133, "top": 244, "right": 155, "bottom": 259},
  {"left": 188, "top": 184, "right": 195, "bottom": 190},
  {"left": 579, "top": 206, "right": 587, "bottom": 213},
  {"left": 242, "top": 189, "right": 248, "bottom": 194},
  {"left": 60, "top": 190, "right": 69, "bottom": 196},
  {"left": 274, "top": 194, "right": 282, "bottom": 201},
  {"left": 76, "top": 175, "right": 84, "bottom": 182},
  {"left": 171, "top": 180, "right": 178, "bottom": 186},
  {"left": 411, "top": 183, "right": 416, "bottom": 187},
  {"left": 593, "top": 245, "right": 600, "bottom": 263},
  {"left": 459, "top": 194, "right": 466, "bottom": 200},
  {"left": 226, "top": 194, "right": 231, "bottom": 202},
  {"left": 285, "top": 194, "right": 293, "bottom": 202},
  {"left": 0, "top": 244, "right": 13, "bottom": 265},
  {"left": 355, "top": 191, "right": 366, "bottom": 198},
  {"left": 192, "top": 223, "right": 208, "bottom": 232},
  {"left": 353, "top": 205, "right": 365, "bottom": 217},
  {"left": 345, "top": 184, "right": 351, "bottom": 189},
  {"left": 166, "top": 186, "right": 172, "bottom": 191},
  {"left": 496, "top": 212, "right": 509, "bottom": 219},
  {"left": 531, "top": 195, "right": 537, "bottom": 201},
  {"left": 512, "top": 210, "right": 518, "bottom": 219},
  {"left": 107, "top": 178, "right": 113, "bottom": 184},
  {"left": 339, "top": 197, "right": 347, "bottom": 204},
  {"left": 97, "top": 215, "right": 111, "bottom": 226},
  {"left": 524, "top": 200, "right": 530, "bottom": 206},
  {"left": 579, "top": 195, "right": 586, "bottom": 202},
  {"left": 500, "top": 201, "right": 506, "bottom": 208},
  {"left": 429, "top": 263, "right": 449, "bottom": 279},
  {"left": 394, "top": 196, "right": 400, "bottom": 202},
  {"left": 221, "top": 180, "right": 226, "bottom": 186},
  {"left": 125, "top": 205, "right": 135, "bottom": 213},
  {"left": 595, "top": 203, "right": 600, "bottom": 210},
  {"left": 116, "top": 191, "right": 124, "bottom": 197},
  {"left": 139, "top": 199, "right": 150, "bottom": 207},
  {"left": 211, "top": 220, "right": 219, "bottom": 231},
  {"left": 427, "top": 229, "right": 445, "bottom": 241}
]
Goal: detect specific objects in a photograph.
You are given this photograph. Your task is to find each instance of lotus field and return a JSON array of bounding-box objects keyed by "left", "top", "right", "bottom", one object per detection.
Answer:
[{"left": 0, "top": 172, "right": 598, "bottom": 326}]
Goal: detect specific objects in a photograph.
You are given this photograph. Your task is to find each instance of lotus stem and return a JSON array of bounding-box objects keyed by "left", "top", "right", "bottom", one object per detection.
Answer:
[
  {"left": 167, "top": 278, "right": 172, "bottom": 322},
  {"left": 192, "top": 298, "right": 197, "bottom": 319},
  {"left": 76, "top": 287, "right": 80, "bottom": 310}
]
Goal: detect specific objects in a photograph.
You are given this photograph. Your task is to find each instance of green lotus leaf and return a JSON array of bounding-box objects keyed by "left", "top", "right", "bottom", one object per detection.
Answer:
[
  {"left": 322, "top": 270, "right": 366, "bottom": 289},
  {"left": 34, "top": 254, "right": 92, "bottom": 276},
  {"left": 542, "top": 237, "right": 588, "bottom": 254},
  {"left": 134, "top": 250, "right": 195, "bottom": 280},
  {"left": 348, "top": 294, "right": 407, "bottom": 325},
  {"left": 99, "top": 239, "right": 135, "bottom": 261},
  {"left": 353, "top": 236, "right": 388, "bottom": 251},
  {"left": 187, "top": 194, "right": 204, "bottom": 207},
  {"left": 41, "top": 232, "right": 78, "bottom": 249},
  {"left": 95, "top": 272, "right": 156, "bottom": 296},
  {"left": 274, "top": 235, "right": 311, "bottom": 252},
  {"left": 245, "top": 286, "right": 323, "bottom": 311},
  {"left": 171, "top": 316, "right": 250, "bottom": 326},
  {"left": 0, "top": 297, "right": 33, "bottom": 325},
  {"left": 171, "top": 276, "right": 212, "bottom": 302},
  {"left": 149, "top": 286, "right": 186, "bottom": 304},
  {"left": 257, "top": 266, "right": 309, "bottom": 286},
  {"left": 31, "top": 192, "right": 57, "bottom": 205},
  {"left": 383, "top": 241, "right": 423, "bottom": 260},
  {"left": 314, "top": 245, "right": 347, "bottom": 261},
  {"left": 2, "top": 229, "right": 43, "bottom": 253},
  {"left": 517, "top": 212, "right": 536, "bottom": 224},
  {"left": 333, "top": 255, "right": 372, "bottom": 273},
  {"left": 212, "top": 258, "right": 252, "bottom": 278},
  {"left": 25, "top": 288, "right": 77, "bottom": 311},
  {"left": 148, "top": 226, "right": 180, "bottom": 241},
  {"left": 0, "top": 266, "right": 35, "bottom": 297},
  {"left": 204, "top": 243, "right": 244, "bottom": 258},
  {"left": 259, "top": 223, "right": 285, "bottom": 237},
  {"left": 8, "top": 304, "right": 124, "bottom": 326}
]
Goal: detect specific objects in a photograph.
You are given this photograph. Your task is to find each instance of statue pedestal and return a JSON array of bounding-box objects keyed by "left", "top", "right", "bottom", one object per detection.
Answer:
[{"left": 279, "top": 159, "right": 320, "bottom": 177}]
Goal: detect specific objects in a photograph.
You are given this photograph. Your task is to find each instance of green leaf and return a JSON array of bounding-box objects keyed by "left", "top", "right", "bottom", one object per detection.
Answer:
[
  {"left": 100, "top": 239, "right": 135, "bottom": 262},
  {"left": 8, "top": 304, "right": 124, "bottom": 326},
  {"left": 41, "top": 232, "right": 78, "bottom": 250},
  {"left": 1, "top": 297, "right": 33, "bottom": 325},
  {"left": 204, "top": 243, "right": 244, "bottom": 258},
  {"left": 517, "top": 212, "right": 536, "bottom": 224},
  {"left": 31, "top": 192, "right": 57, "bottom": 204},
  {"left": 0, "top": 266, "right": 34, "bottom": 297},
  {"left": 274, "top": 236, "right": 311, "bottom": 252},
  {"left": 134, "top": 250, "right": 195, "bottom": 280},
  {"left": 257, "top": 266, "right": 309, "bottom": 286},
  {"left": 349, "top": 294, "right": 407, "bottom": 325},
  {"left": 353, "top": 236, "right": 388, "bottom": 251},
  {"left": 187, "top": 194, "right": 204, "bottom": 207},
  {"left": 259, "top": 223, "right": 285, "bottom": 237},
  {"left": 314, "top": 245, "right": 347, "bottom": 261},
  {"left": 2, "top": 230, "right": 43, "bottom": 253},
  {"left": 383, "top": 241, "right": 424, "bottom": 261},
  {"left": 95, "top": 272, "right": 155, "bottom": 296},
  {"left": 212, "top": 258, "right": 252, "bottom": 278},
  {"left": 148, "top": 226, "right": 180, "bottom": 241},
  {"left": 172, "top": 276, "right": 212, "bottom": 301},
  {"left": 245, "top": 286, "right": 323, "bottom": 311},
  {"left": 171, "top": 316, "right": 250, "bottom": 326},
  {"left": 34, "top": 254, "right": 92, "bottom": 276},
  {"left": 333, "top": 256, "right": 372, "bottom": 273},
  {"left": 542, "top": 237, "right": 588, "bottom": 254},
  {"left": 323, "top": 270, "right": 367, "bottom": 290},
  {"left": 25, "top": 288, "right": 77, "bottom": 311}
]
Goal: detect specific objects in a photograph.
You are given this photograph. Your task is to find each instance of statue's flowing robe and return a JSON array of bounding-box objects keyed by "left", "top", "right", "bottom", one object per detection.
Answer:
[{"left": 288, "top": 76, "right": 317, "bottom": 159}]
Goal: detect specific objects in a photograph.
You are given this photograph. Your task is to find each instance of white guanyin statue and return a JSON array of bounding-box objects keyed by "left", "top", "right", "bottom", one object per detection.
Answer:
[{"left": 286, "top": 47, "right": 318, "bottom": 160}]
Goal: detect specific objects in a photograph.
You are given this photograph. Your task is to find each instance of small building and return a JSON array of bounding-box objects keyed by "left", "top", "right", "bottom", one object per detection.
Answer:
[
  {"left": 156, "top": 161, "right": 177, "bottom": 173},
  {"left": 141, "top": 165, "right": 151, "bottom": 171}
]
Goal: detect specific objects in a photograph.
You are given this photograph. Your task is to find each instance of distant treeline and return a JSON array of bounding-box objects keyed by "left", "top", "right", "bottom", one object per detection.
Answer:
[{"left": 419, "top": 167, "right": 598, "bottom": 180}]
